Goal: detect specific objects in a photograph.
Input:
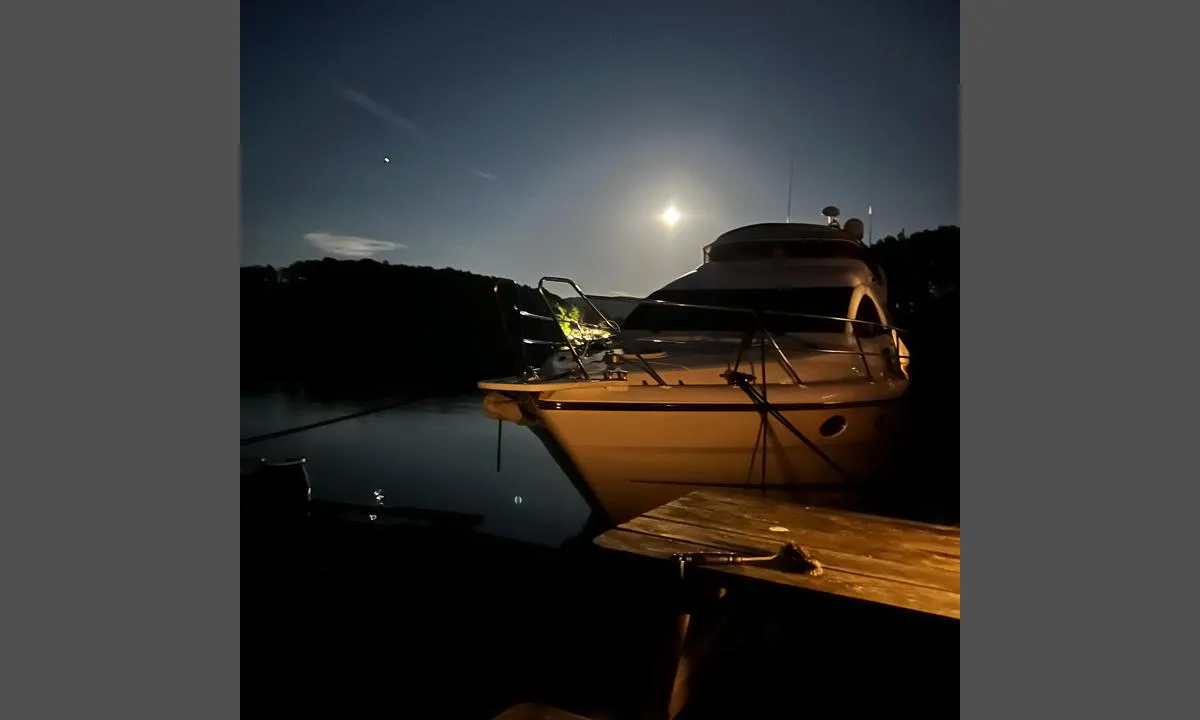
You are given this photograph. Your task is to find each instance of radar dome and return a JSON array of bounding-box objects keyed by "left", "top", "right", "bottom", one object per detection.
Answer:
[{"left": 843, "top": 218, "right": 865, "bottom": 241}]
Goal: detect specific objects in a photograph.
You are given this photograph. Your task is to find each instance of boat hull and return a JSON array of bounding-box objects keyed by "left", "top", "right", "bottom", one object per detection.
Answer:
[{"left": 504, "top": 382, "right": 908, "bottom": 524}]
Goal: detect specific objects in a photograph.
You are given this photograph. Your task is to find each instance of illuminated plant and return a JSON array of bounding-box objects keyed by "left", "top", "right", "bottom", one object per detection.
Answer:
[{"left": 555, "top": 303, "right": 612, "bottom": 346}]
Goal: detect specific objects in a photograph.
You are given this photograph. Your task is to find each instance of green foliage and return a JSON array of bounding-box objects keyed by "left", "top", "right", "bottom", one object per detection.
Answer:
[
  {"left": 555, "top": 303, "right": 581, "bottom": 337},
  {"left": 554, "top": 301, "right": 613, "bottom": 348}
]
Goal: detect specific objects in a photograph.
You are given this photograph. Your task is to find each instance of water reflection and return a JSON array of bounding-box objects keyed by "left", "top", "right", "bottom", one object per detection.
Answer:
[{"left": 239, "top": 391, "right": 592, "bottom": 546}]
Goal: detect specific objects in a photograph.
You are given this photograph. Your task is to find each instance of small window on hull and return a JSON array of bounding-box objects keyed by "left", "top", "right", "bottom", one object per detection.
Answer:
[{"left": 819, "top": 415, "right": 847, "bottom": 438}]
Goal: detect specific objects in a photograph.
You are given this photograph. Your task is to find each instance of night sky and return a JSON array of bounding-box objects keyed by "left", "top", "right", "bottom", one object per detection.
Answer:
[{"left": 242, "top": 0, "right": 958, "bottom": 296}]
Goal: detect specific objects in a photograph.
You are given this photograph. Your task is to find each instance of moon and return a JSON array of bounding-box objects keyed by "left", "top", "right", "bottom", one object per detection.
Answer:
[{"left": 660, "top": 205, "right": 681, "bottom": 227}]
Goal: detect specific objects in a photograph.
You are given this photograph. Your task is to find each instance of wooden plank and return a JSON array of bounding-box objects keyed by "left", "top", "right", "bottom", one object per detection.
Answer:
[
  {"left": 647, "top": 490, "right": 960, "bottom": 560},
  {"left": 596, "top": 529, "right": 960, "bottom": 619},
  {"left": 669, "top": 490, "right": 961, "bottom": 549},
  {"left": 687, "top": 488, "right": 962, "bottom": 537},
  {"left": 621, "top": 515, "right": 959, "bottom": 595},
  {"left": 641, "top": 503, "right": 959, "bottom": 576}
]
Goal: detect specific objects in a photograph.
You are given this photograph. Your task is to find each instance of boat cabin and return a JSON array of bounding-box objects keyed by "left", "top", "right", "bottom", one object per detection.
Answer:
[{"left": 624, "top": 214, "right": 890, "bottom": 337}]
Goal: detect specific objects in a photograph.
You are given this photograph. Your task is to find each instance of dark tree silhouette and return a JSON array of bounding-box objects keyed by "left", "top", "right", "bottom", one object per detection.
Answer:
[
  {"left": 240, "top": 259, "right": 569, "bottom": 400},
  {"left": 867, "top": 225, "right": 960, "bottom": 522}
]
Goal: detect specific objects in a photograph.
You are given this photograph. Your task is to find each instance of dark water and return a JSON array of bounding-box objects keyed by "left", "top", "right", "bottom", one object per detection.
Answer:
[{"left": 239, "top": 391, "right": 592, "bottom": 546}]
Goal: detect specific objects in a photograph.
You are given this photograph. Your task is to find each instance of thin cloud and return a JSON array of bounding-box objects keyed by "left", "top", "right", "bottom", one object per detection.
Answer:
[
  {"left": 305, "top": 233, "right": 407, "bottom": 259},
  {"left": 336, "top": 86, "right": 496, "bottom": 180},
  {"left": 337, "top": 87, "right": 426, "bottom": 142}
]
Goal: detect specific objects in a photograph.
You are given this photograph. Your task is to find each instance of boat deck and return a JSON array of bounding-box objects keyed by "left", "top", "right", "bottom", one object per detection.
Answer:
[{"left": 478, "top": 377, "right": 626, "bottom": 393}]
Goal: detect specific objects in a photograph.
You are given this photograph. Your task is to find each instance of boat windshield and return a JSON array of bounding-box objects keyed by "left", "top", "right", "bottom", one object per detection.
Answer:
[
  {"left": 622, "top": 287, "right": 854, "bottom": 335},
  {"left": 707, "top": 239, "right": 871, "bottom": 263}
]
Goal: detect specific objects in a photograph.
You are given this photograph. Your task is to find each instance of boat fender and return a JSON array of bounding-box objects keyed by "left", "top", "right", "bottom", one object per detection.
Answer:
[{"left": 482, "top": 393, "right": 529, "bottom": 425}]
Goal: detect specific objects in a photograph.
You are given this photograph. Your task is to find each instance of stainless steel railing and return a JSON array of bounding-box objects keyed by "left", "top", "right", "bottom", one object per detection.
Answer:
[{"left": 495, "top": 276, "right": 910, "bottom": 388}]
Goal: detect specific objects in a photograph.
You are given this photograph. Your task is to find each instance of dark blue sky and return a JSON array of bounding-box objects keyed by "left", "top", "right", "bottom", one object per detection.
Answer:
[{"left": 242, "top": 0, "right": 958, "bottom": 295}]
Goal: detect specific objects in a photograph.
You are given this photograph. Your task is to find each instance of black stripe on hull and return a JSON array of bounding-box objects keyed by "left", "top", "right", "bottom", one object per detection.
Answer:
[{"left": 535, "top": 399, "right": 895, "bottom": 412}]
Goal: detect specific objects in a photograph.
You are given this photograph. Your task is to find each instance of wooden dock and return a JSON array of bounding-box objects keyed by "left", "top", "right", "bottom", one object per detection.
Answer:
[{"left": 594, "top": 489, "right": 960, "bottom": 719}]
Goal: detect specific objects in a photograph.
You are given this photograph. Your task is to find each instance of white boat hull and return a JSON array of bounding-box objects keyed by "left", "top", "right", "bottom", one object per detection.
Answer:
[
  {"left": 487, "top": 238, "right": 913, "bottom": 523},
  {"left": 484, "top": 372, "right": 908, "bottom": 523},
  {"left": 543, "top": 403, "right": 902, "bottom": 522}
]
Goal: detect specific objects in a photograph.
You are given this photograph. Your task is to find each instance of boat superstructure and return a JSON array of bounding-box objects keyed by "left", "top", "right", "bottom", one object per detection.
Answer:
[{"left": 480, "top": 207, "right": 912, "bottom": 524}]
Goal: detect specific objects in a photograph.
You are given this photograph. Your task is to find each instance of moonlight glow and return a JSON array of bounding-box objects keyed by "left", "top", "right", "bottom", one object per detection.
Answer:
[{"left": 660, "top": 206, "right": 681, "bottom": 227}]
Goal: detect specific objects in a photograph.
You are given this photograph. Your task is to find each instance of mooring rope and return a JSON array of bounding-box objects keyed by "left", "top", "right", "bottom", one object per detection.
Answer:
[
  {"left": 240, "top": 395, "right": 432, "bottom": 446},
  {"left": 724, "top": 370, "right": 858, "bottom": 483}
]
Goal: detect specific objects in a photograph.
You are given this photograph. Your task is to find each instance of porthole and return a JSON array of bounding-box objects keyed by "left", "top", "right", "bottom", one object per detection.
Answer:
[{"left": 819, "top": 415, "right": 847, "bottom": 438}]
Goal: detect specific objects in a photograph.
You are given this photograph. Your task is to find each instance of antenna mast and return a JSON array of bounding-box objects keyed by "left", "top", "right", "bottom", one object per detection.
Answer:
[
  {"left": 866, "top": 152, "right": 875, "bottom": 244},
  {"left": 786, "top": 143, "right": 796, "bottom": 223}
]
